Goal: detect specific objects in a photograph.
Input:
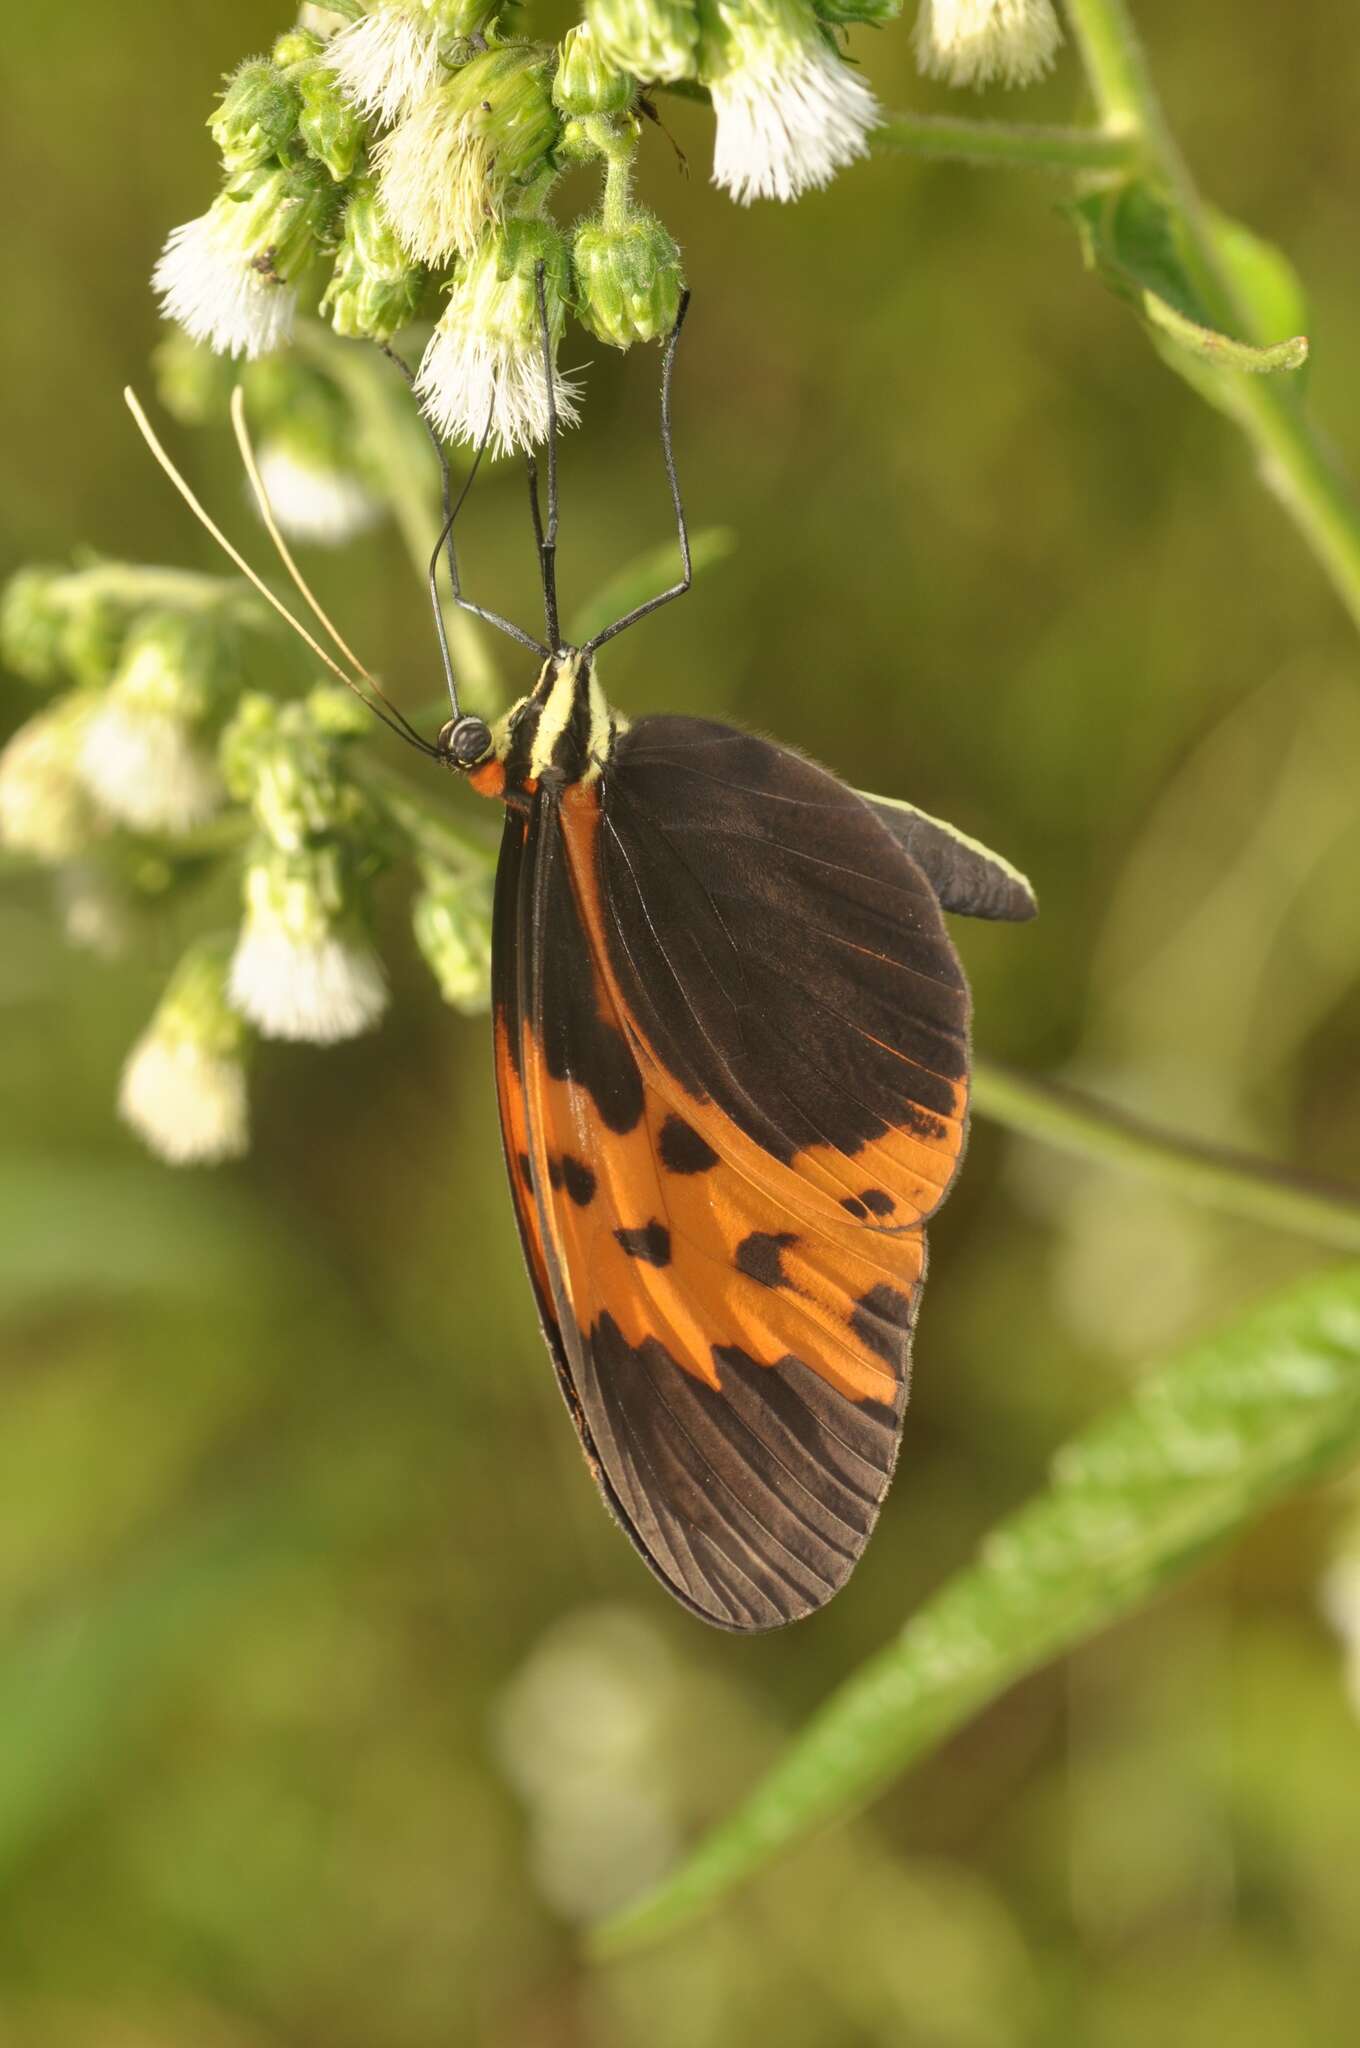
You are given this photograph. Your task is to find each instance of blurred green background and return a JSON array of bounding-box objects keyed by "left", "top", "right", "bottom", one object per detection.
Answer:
[{"left": 5, "top": 2, "right": 1360, "bottom": 2042}]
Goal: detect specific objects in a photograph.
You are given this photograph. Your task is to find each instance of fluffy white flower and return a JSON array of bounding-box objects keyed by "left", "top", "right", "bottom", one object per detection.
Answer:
[
  {"left": 79, "top": 697, "right": 223, "bottom": 834},
  {"left": 255, "top": 442, "right": 384, "bottom": 546},
  {"left": 230, "top": 927, "right": 388, "bottom": 1042},
  {"left": 375, "top": 46, "right": 560, "bottom": 266},
  {"left": 0, "top": 696, "right": 98, "bottom": 861},
  {"left": 153, "top": 196, "right": 297, "bottom": 360},
  {"left": 703, "top": 1, "right": 879, "bottom": 205},
  {"left": 416, "top": 230, "right": 580, "bottom": 456},
  {"left": 375, "top": 91, "right": 495, "bottom": 267},
  {"left": 329, "top": 4, "right": 443, "bottom": 126},
  {"left": 119, "top": 1031, "right": 249, "bottom": 1166},
  {"left": 229, "top": 850, "right": 387, "bottom": 1044},
  {"left": 914, "top": 0, "right": 1063, "bottom": 90}
]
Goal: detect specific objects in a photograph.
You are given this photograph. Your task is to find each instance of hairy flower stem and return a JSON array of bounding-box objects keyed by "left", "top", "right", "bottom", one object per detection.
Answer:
[
  {"left": 1061, "top": 0, "right": 1360, "bottom": 637},
  {"left": 600, "top": 142, "right": 636, "bottom": 235},
  {"left": 972, "top": 1059, "right": 1360, "bottom": 1255},
  {"left": 873, "top": 111, "right": 1138, "bottom": 174}
]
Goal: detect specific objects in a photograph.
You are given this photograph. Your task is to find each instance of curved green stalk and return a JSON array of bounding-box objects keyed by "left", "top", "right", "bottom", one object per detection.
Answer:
[
  {"left": 1061, "top": 0, "right": 1360, "bottom": 633},
  {"left": 873, "top": 110, "right": 1137, "bottom": 174},
  {"left": 972, "top": 1060, "right": 1360, "bottom": 1255}
]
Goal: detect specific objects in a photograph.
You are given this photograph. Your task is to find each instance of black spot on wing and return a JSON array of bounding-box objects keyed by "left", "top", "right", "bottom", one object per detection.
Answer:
[
  {"left": 614, "top": 1221, "right": 672, "bottom": 1267},
  {"left": 840, "top": 1195, "right": 869, "bottom": 1220},
  {"left": 561, "top": 1155, "right": 597, "bottom": 1207},
  {"left": 517, "top": 1151, "right": 533, "bottom": 1183},
  {"left": 860, "top": 1188, "right": 895, "bottom": 1217},
  {"left": 735, "top": 1231, "right": 799, "bottom": 1289},
  {"left": 850, "top": 1284, "right": 916, "bottom": 1368},
  {"left": 658, "top": 1114, "right": 720, "bottom": 1175}
]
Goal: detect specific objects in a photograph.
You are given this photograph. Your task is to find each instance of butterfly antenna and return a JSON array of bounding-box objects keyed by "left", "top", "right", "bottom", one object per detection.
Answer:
[
  {"left": 583, "top": 290, "right": 693, "bottom": 656},
  {"left": 124, "top": 387, "right": 438, "bottom": 757},
  {"left": 229, "top": 386, "right": 431, "bottom": 752}
]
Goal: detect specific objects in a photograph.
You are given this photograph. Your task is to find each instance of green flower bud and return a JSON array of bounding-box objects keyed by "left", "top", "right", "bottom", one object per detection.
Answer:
[
  {"left": 573, "top": 211, "right": 684, "bottom": 348},
  {"left": 4, "top": 566, "right": 158, "bottom": 691},
  {"left": 554, "top": 24, "right": 636, "bottom": 117},
  {"left": 297, "top": 62, "right": 366, "bottom": 182},
  {"left": 321, "top": 175, "right": 424, "bottom": 343},
  {"left": 376, "top": 43, "right": 561, "bottom": 266},
  {"left": 306, "top": 682, "right": 374, "bottom": 742},
  {"left": 59, "top": 586, "right": 134, "bottom": 690},
  {"left": 813, "top": 0, "right": 898, "bottom": 19},
  {"left": 221, "top": 689, "right": 371, "bottom": 853},
  {"left": 1, "top": 565, "right": 69, "bottom": 685},
  {"left": 431, "top": 0, "right": 504, "bottom": 33},
  {"left": 209, "top": 59, "right": 300, "bottom": 173},
  {"left": 557, "top": 116, "right": 604, "bottom": 166},
  {"left": 413, "top": 863, "right": 494, "bottom": 1014},
  {"left": 273, "top": 28, "right": 324, "bottom": 69},
  {"left": 585, "top": 0, "right": 700, "bottom": 85}
]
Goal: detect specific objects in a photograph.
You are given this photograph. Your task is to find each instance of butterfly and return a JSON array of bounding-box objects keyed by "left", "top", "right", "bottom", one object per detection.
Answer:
[{"left": 126, "top": 285, "right": 1034, "bottom": 1632}]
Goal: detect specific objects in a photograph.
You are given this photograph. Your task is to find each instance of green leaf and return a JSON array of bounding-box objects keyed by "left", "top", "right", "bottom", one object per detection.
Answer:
[
  {"left": 595, "top": 1264, "right": 1360, "bottom": 1952},
  {"left": 1208, "top": 205, "right": 1312, "bottom": 390},
  {"left": 568, "top": 528, "right": 737, "bottom": 648},
  {"left": 1069, "top": 182, "right": 1308, "bottom": 395}
]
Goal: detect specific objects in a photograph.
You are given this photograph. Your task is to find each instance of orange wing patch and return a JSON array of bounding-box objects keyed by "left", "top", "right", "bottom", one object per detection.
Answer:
[{"left": 515, "top": 783, "right": 947, "bottom": 1411}]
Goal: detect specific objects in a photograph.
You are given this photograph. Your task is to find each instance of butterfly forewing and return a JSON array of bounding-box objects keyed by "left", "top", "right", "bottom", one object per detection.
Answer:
[{"left": 491, "top": 712, "right": 972, "bottom": 1632}]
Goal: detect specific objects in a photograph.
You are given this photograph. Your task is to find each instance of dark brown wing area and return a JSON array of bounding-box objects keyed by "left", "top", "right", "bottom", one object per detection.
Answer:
[
  {"left": 602, "top": 717, "right": 972, "bottom": 1215},
  {"left": 492, "top": 715, "right": 972, "bottom": 1632},
  {"left": 858, "top": 790, "right": 1037, "bottom": 923}
]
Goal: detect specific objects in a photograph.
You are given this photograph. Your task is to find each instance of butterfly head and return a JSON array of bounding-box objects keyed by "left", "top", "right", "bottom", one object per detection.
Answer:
[{"left": 436, "top": 648, "right": 623, "bottom": 803}]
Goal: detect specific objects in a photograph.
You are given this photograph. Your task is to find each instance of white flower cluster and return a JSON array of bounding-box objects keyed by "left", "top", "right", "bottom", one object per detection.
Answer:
[
  {"left": 914, "top": 0, "right": 1063, "bottom": 90},
  {"left": 118, "top": 940, "right": 250, "bottom": 1167},
  {"left": 229, "top": 842, "right": 388, "bottom": 1045},
  {"left": 707, "top": 9, "right": 880, "bottom": 206}
]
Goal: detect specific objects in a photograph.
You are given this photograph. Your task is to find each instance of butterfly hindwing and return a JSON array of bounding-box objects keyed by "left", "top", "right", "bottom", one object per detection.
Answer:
[{"left": 494, "top": 714, "right": 971, "bottom": 1632}]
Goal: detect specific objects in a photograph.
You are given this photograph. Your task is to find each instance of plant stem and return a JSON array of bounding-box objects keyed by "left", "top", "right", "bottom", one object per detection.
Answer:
[
  {"left": 873, "top": 111, "right": 1137, "bottom": 174},
  {"left": 1061, "top": 0, "right": 1360, "bottom": 635},
  {"left": 972, "top": 1059, "right": 1360, "bottom": 1255}
]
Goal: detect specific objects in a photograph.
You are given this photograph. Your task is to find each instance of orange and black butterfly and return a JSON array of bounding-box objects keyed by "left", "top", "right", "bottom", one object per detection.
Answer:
[
  {"left": 420, "top": 294, "right": 1035, "bottom": 1630},
  {"left": 128, "top": 288, "right": 1034, "bottom": 1631}
]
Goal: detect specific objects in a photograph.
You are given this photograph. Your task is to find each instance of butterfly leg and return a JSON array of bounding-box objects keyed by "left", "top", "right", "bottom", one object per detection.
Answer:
[
  {"left": 528, "top": 263, "right": 564, "bottom": 655},
  {"left": 582, "top": 292, "right": 694, "bottom": 656},
  {"left": 384, "top": 346, "right": 549, "bottom": 690}
]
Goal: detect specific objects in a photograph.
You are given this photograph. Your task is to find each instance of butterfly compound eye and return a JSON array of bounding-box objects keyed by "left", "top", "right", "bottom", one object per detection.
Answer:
[{"left": 438, "top": 715, "right": 493, "bottom": 768}]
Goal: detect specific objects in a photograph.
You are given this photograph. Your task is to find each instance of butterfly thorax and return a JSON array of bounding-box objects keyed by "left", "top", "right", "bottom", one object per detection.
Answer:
[{"left": 466, "top": 650, "right": 627, "bottom": 806}]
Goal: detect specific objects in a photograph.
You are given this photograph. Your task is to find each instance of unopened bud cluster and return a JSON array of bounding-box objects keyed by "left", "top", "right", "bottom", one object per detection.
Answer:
[
  {"left": 1, "top": 555, "right": 496, "bottom": 1167},
  {"left": 150, "top": 2, "right": 1068, "bottom": 445}
]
